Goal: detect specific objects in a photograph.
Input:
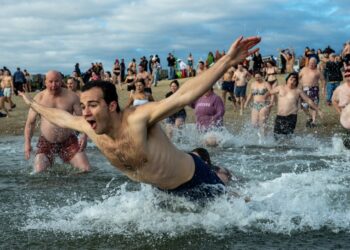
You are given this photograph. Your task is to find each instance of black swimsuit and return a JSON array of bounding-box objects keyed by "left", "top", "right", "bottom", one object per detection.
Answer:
[{"left": 164, "top": 153, "right": 225, "bottom": 201}]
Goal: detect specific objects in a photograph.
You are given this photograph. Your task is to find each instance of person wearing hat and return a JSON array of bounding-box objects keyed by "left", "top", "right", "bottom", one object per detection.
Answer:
[{"left": 269, "top": 72, "right": 323, "bottom": 139}]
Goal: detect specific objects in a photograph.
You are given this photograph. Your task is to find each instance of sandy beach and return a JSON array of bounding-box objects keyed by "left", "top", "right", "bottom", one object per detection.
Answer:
[{"left": 0, "top": 75, "right": 343, "bottom": 136}]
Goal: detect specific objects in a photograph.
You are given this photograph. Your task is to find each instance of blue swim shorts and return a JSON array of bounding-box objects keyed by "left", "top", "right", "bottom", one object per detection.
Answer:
[{"left": 165, "top": 153, "right": 225, "bottom": 200}]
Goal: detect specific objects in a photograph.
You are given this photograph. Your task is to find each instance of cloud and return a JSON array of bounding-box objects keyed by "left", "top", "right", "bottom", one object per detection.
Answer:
[{"left": 0, "top": 0, "right": 349, "bottom": 74}]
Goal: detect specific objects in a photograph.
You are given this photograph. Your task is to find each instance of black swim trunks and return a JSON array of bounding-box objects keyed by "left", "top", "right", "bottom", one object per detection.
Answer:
[
  {"left": 341, "top": 129, "right": 350, "bottom": 149},
  {"left": 274, "top": 114, "right": 297, "bottom": 136},
  {"left": 165, "top": 153, "right": 225, "bottom": 200}
]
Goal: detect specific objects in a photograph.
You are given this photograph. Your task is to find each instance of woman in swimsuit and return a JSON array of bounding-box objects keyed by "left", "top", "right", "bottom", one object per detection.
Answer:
[
  {"left": 113, "top": 60, "right": 122, "bottom": 89},
  {"left": 264, "top": 61, "right": 278, "bottom": 88},
  {"left": 164, "top": 80, "right": 187, "bottom": 138},
  {"left": 244, "top": 72, "right": 274, "bottom": 136},
  {"left": 125, "top": 78, "right": 154, "bottom": 108},
  {"left": 124, "top": 68, "right": 137, "bottom": 91}
]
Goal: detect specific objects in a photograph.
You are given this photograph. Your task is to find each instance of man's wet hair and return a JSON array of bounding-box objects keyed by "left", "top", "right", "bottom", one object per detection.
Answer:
[
  {"left": 191, "top": 148, "right": 232, "bottom": 179},
  {"left": 82, "top": 80, "right": 121, "bottom": 112},
  {"left": 191, "top": 147, "right": 212, "bottom": 165}
]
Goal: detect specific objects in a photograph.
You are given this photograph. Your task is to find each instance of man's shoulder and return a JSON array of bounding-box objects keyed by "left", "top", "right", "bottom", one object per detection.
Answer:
[{"left": 33, "top": 90, "right": 45, "bottom": 101}]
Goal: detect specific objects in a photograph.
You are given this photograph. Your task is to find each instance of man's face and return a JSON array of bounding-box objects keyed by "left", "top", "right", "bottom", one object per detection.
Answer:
[
  {"left": 308, "top": 59, "right": 317, "bottom": 69},
  {"left": 80, "top": 88, "right": 111, "bottom": 135},
  {"left": 170, "top": 83, "right": 178, "bottom": 92},
  {"left": 45, "top": 72, "right": 62, "bottom": 94},
  {"left": 255, "top": 74, "right": 263, "bottom": 82},
  {"left": 287, "top": 75, "right": 298, "bottom": 88},
  {"left": 66, "top": 79, "right": 76, "bottom": 91}
]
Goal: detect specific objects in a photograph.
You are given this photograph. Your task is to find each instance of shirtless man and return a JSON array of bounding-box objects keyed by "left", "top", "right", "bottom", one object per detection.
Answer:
[
  {"left": 19, "top": 36, "right": 260, "bottom": 200},
  {"left": 2, "top": 70, "right": 16, "bottom": 110},
  {"left": 24, "top": 71, "right": 91, "bottom": 173},
  {"left": 196, "top": 61, "right": 206, "bottom": 75},
  {"left": 136, "top": 64, "right": 153, "bottom": 94},
  {"left": 299, "top": 57, "right": 326, "bottom": 127},
  {"left": 269, "top": 72, "right": 322, "bottom": 138},
  {"left": 280, "top": 50, "right": 295, "bottom": 74},
  {"left": 233, "top": 63, "right": 252, "bottom": 115},
  {"left": 66, "top": 77, "right": 80, "bottom": 96},
  {"left": 332, "top": 64, "right": 350, "bottom": 149},
  {"left": 221, "top": 67, "right": 236, "bottom": 107}
]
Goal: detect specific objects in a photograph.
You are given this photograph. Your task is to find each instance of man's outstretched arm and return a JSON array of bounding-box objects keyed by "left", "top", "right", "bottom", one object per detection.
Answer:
[
  {"left": 146, "top": 36, "right": 261, "bottom": 125},
  {"left": 19, "top": 92, "right": 90, "bottom": 134}
]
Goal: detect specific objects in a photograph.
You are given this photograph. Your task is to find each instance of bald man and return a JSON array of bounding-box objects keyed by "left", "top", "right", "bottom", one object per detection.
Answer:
[
  {"left": 24, "top": 70, "right": 91, "bottom": 173},
  {"left": 299, "top": 57, "right": 326, "bottom": 127}
]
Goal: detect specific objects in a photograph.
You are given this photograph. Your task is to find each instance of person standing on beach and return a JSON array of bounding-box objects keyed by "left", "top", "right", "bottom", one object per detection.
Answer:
[
  {"left": 221, "top": 66, "right": 236, "bottom": 108},
  {"left": 280, "top": 49, "right": 295, "bottom": 73},
  {"left": 19, "top": 36, "right": 260, "bottom": 199},
  {"left": 24, "top": 70, "right": 91, "bottom": 173},
  {"left": 233, "top": 63, "right": 252, "bottom": 115},
  {"left": 136, "top": 64, "right": 152, "bottom": 94},
  {"left": 13, "top": 67, "right": 26, "bottom": 95},
  {"left": 299, "top": 57, "right": 326, "bottom": 127},
  {"left": 2, "top": 70, "right": 16, "bottom": 110},
  {"left": 167, "top": 53, "right": 176, "bottom": 80}
]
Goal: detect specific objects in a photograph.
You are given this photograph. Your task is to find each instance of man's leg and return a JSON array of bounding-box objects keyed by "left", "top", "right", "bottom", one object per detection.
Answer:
[
  {"left": 33, "top": 153, "right": 51, "bottom": 173},
  {"left": 68, "top": 152, "right": 91, "bottom": 172}
]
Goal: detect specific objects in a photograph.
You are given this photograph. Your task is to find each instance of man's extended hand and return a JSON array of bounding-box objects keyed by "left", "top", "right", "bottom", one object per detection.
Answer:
[
  {"left": 18, "top": 91, "right": 32, "bottom": 106},
  {"left": 226, "top": 36, "right": 261, "bottom": 66}
]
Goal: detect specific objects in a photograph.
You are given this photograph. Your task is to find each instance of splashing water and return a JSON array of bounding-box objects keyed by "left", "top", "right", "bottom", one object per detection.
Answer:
[{"left": 1, "top": 129, "right": 350, "bottom": 248}]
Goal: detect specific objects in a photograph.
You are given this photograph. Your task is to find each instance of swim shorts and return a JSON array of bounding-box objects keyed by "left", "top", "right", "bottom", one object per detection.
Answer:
[
  {"left": 273, "top": 114, "right": 297, "bottom": 135},
  {"left": 234, "top": 85, "right": 247, "bottom": 97},
  {"left": 165, "top": 153, "right": 225, "bottom": 200},
  {"left": 341, "top": 129, "right": 350, "bottom": 149},
  {"left": 301, "top": 86, "right": 319, "bottom": 108},
  {"left": 221, "top": 81, "right": 234, "bottom": 92},
  {"left": 36, "top": 134, "right": 80, "bottom": 165}
]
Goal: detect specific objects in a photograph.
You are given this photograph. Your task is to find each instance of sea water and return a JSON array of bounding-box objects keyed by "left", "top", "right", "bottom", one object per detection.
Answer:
[{"left": 0, "top": 126, "right": 349, "bottom": 249}]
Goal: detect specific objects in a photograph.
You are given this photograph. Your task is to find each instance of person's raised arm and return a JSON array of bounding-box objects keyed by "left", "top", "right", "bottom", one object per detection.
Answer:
[
  {"left": 146, "top": 36, "right": 261, "bottom": 125},
  {"left": 19, "top": 92, "right": 89, "bottom": 134}
]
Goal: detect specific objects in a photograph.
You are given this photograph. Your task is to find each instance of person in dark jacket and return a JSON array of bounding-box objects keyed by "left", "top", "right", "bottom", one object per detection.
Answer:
[{"left": 325, "top": 53, "right": 343, "bottom": 105}]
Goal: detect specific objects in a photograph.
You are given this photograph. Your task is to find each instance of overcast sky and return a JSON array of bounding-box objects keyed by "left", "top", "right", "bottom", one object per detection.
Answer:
[{"left": 1, "top": 0, "right": 349, "bottom": 74}]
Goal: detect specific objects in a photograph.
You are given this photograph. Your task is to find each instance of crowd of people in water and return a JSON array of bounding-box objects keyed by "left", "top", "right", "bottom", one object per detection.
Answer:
[{"left": 2, "top": 36, "right": 350, "bottom": 200}]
